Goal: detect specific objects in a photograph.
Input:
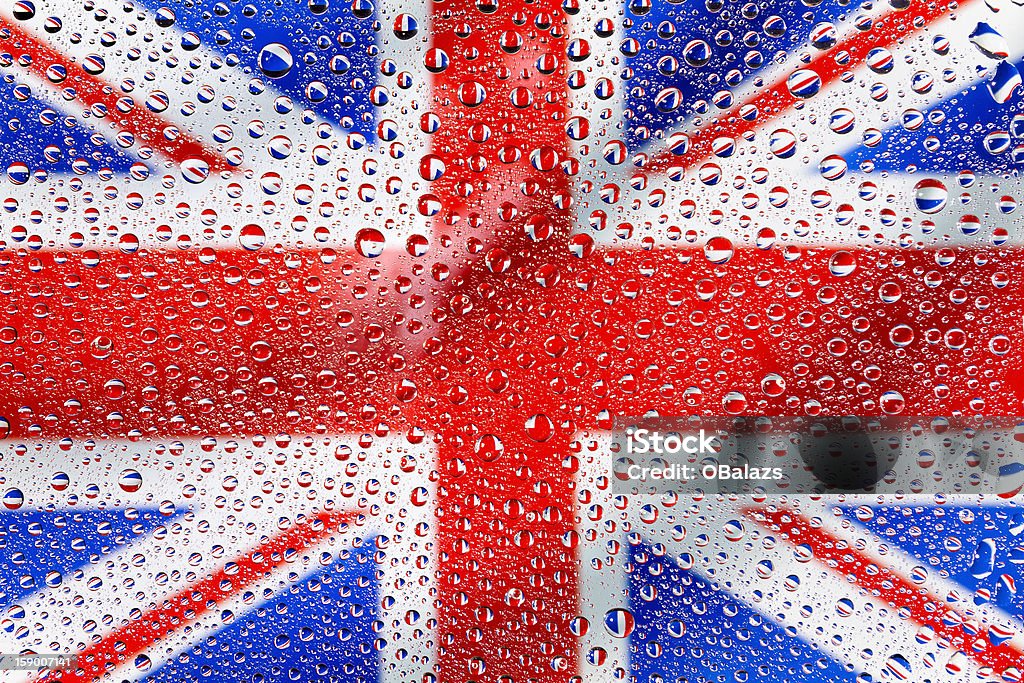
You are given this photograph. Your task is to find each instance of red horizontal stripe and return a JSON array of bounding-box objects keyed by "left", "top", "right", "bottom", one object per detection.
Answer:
[{"left": 0, "top": 245, "right": 1019, "bottom": 439}]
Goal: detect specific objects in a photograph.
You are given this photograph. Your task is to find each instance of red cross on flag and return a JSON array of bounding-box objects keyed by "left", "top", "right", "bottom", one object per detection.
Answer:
[{"left": 1, "top": 0, "right": 1024, "bottom": 681}]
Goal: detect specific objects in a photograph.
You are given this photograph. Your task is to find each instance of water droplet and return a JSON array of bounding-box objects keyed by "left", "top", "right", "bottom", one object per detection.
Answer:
[
  {"left": 355, "top": 228, "right": 385, "bottom": 258},
  {"left": 3, "top": 488, "right": 24, "bottom": 510},
  {"left": 119, "top": 469, "right": 143, "bottom": 492},
  {"left": 603, "top": 608, "right": 635, "bottom": 638},
  {"left": 239, "top": 224, "right": 267, "bottom": 251},
  {"left": 828, "top": 251, "right": 857, "bottom": 277},
  {"left": 258, "top": 43, "right": 294, "bottom": 79}
]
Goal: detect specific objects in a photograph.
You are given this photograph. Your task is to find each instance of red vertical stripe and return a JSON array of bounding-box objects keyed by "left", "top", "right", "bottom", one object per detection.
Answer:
[{"left": 428, "top": 0, "right": 580, "bottom": 679}]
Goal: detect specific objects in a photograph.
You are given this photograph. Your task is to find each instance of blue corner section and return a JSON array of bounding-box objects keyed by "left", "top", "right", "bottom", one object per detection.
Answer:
[
  {"left": 0, "top": 82, "right": 136, "bottom": 173},
  {"left": 135, "top": 0, "right": 379, "bottom": 138},
  {"left": 0, "top": 508, "right": 172, "bottom": 610},
  {"left": 143, "top": 541, "right": 379, "bottom": 683},
  {"left": 623, "top": 0, "right": 847, "bottom": 149},
  {"left": 628, "top": 540, "right": 859, "bottom": 682},
  {"left": 844, "top": 504, "right": 1024, "bottom": 617},
  {"left": 845, "top": 59, "right": 1024, "bottom": 174}
]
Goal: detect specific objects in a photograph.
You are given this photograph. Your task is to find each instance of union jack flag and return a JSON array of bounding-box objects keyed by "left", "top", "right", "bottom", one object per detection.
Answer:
[{"left": 0, "top": 0, "right": 1023, "bottom": 681}]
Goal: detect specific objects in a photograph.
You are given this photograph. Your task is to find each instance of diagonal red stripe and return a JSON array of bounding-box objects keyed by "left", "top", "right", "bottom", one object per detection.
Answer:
[
  {"left": 37, "top": 509, "right": 359, "bottom": 683},
  {"left": 0, "top": 17, "right": 234, "bottom": 174},
  {"left": 645, "top": 0, "right": 966, "bottom": 173},
  {"left": 747, "top": 505, "right": 1024, "bottom": 677}
]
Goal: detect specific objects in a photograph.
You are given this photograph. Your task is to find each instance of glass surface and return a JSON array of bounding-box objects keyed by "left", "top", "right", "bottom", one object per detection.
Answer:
[{"left": 0, "top": 0, "right": 1023, "bottom": 681}]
